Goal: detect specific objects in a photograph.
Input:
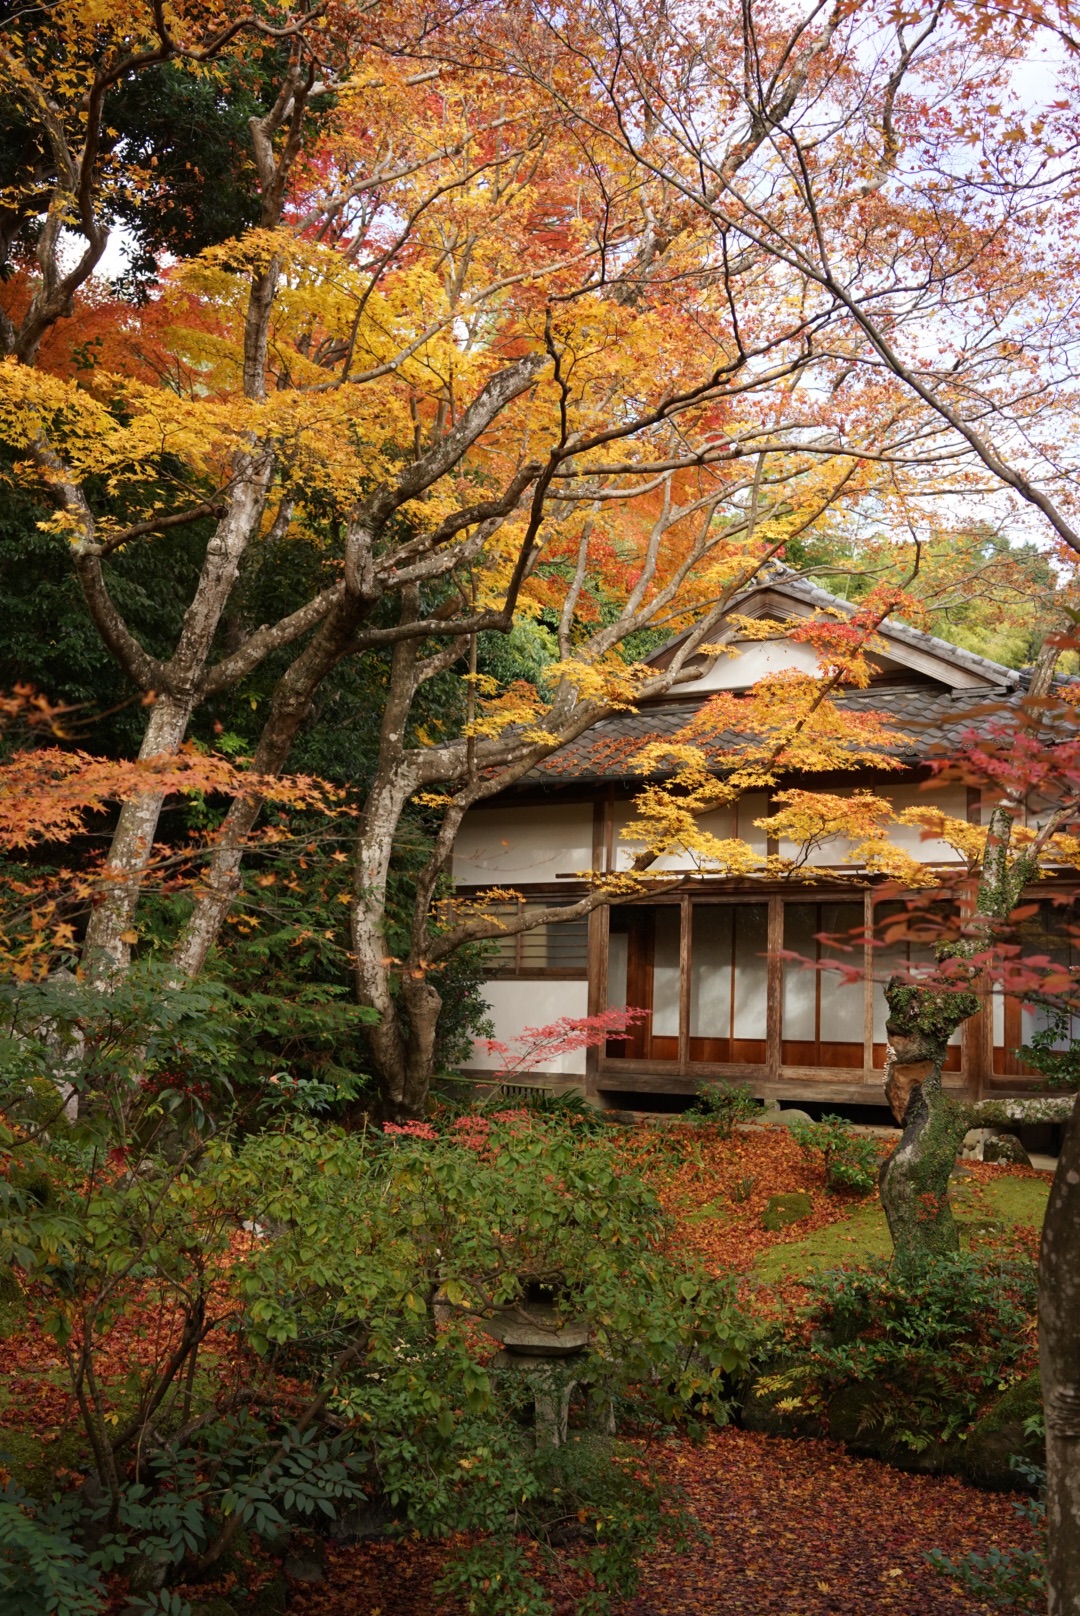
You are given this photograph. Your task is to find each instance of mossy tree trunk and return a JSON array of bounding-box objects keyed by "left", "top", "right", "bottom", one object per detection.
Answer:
[
  {"left": 878, "top": 800, "right": 1043, "bottom": 1268},
  {"left": 879, "top": 980, "right": 977, "bottom": 1267}
]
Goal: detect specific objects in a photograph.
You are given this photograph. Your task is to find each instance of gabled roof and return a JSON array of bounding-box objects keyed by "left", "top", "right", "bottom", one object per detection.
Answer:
[
  {"left": 525, "top": 566, "right": 1033, "bottom": 786},
  {"left": 648, "top": 565, "right": 1022, "bottom": 695}
]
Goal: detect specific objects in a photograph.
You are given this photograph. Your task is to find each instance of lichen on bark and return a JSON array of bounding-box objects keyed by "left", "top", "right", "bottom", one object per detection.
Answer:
[
  {"left": 879, "top": 1068, "right": 968, "bottom": 1267},
  {"left": 878, "top": 969, "right": 976, "bottom": 1269}
]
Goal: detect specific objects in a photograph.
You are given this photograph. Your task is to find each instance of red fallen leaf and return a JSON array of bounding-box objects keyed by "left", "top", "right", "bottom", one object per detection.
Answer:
[{"left": 286, "top": 1429, "right": 1035, "bottom": 1616}]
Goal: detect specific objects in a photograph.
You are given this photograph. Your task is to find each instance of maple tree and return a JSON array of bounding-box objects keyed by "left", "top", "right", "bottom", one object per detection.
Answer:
[
  {"left": 0, "top": 0, "right": 970, "bottom": 1106},
  {"left": 521, "top": 0, "right": 1080, "bottom": 546},
  {"left": 506, "top": 10, "right": 1080, "bottom": 1601}
]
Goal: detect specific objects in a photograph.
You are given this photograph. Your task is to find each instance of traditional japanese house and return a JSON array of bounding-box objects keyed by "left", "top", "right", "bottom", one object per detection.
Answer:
[{"left": 452, "top": 571, "right": 1075, "bottom": 1112}]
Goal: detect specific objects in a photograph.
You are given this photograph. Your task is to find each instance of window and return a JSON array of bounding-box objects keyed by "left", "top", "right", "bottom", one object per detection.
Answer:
[
  {"left": 600, "top": 893, "right": 978, "bottom": 1079},
  {"left": 486, "top": 904, "right": 589, "bottom": 978},
  {"left": 604, "top": 906, "right": 679, "bottom": 1060},
  {"left": 690, "top": 903, "right": 768, "bottom": 1063},
  {"left": 605, "top": 901, "right": 769, "bottom": 1066}
]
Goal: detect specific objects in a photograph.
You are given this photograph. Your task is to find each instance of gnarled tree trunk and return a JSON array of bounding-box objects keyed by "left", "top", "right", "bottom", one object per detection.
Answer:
[
  {"left": 878, "top": 977, "right": 978, "bottom": 1267},
  {"left": 1040, "top": 1094, "right": 1080, "bottom": 1616}
]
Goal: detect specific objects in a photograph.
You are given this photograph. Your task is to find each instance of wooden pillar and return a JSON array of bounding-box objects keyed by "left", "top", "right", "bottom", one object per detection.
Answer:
[
  {"left": 678, "top": 894, "right": 691, "bottom": 1074},
  {"left": 766, "top": 893, "right": 783, "bottom": 1085},
  {"left": 863, "top": 886, "right": 876, "bottom": 1085},
  {"left": 585, "top": 903, "right": 608, "bottom": 1099}
]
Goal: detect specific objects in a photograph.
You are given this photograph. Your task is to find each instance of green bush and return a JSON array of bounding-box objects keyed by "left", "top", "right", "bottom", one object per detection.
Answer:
[
  {"left": 0, "top": 1477, "right": 105, "bottom": 1616},
  {"left": 789, "top": 1113, "right": 879, "bottom": 1194},
  {"left": 1, "top": 1102, "right": 753, "bottom": 1614},
  {"left": 756, "top": 1251, "right": 1038, "bottom": 1452},
  {"left": 687, "top": 1081, "right": 759, "bottom": 1138}
]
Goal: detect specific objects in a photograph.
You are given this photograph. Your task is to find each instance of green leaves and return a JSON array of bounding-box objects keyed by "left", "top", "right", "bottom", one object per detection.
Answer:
[
  {"left": 789, "top": 1115, "right": 880, "bottom": 1195},
  {"left": 763, "top": 1251, "right": 1039, "bottom": 1452},
  {"left": 2, "top": 1102, "right": 753, "bottom": 1611}
]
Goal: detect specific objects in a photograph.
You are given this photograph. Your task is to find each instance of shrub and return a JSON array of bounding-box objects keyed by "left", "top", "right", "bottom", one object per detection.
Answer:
[
  {"left": 756, "top": 1251, "right": 1039, "bottom": 1452},
  {"left": 0, "top": 1477, "right": 104, "bottom": 1616},
  {"left": 1, "top": 1104, "right": 753, "bottom": 1613},
  {"left": 789, "top": 1113, "right": 879, "bottom": 1194},
  {"left": 687, "top": 1081, "right": 759, "bottom": 1138}
]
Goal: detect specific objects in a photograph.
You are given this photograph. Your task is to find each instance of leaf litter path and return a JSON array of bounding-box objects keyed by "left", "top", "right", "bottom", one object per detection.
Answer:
[{"left": 289, "top": 1429, "right": 1031, "bottom": 1616}]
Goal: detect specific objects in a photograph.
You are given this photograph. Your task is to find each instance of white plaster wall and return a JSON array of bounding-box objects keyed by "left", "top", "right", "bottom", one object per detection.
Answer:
[
  {"left": 777, "top": 783, "right": 969, "bottom": 867},
  {"left": 883, "top": 783, "right": 969, "bottom": 862},
  {"left": 468, "top": 978, "right": 590, "bottom": 1074},
  {"left": 452, "top": 803, "right": 594, "bottom": 885},
  {"left": 687, "top": 638, "right": 824, "bottom": 690},
  {"left": 682, "top": 638, "right": 912, "bottom": 692},
  {"left": 612, "top": 792, "right": 768, "bottom": 871}
]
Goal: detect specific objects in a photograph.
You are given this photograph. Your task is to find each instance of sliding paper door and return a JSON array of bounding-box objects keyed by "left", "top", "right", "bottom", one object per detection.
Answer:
[
  {"left": 689, "top": 903, "right": 768, "bottom": 1063},
  {"left": 782, "top": 902, "right": 865, "bottom": 1068}
]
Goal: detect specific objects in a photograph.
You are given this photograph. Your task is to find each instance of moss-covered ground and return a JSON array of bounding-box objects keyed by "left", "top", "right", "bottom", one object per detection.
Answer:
[{"left": 753, "top": 1163, "right": 1051, "bottom": 1282}]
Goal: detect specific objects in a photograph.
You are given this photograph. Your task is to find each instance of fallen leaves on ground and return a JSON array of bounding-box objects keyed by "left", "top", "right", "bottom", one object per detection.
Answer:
[
  {"left": 623, "top": 1124, "right": 886, "bottom": 1274},
  {"left": 287, "top": 1428, "right": 1033, "bottom": 1616}
]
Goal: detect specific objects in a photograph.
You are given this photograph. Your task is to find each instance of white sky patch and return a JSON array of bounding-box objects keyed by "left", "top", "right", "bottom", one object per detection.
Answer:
[{"left": 56, "top": 225, "right": 136, "bottom": 282}]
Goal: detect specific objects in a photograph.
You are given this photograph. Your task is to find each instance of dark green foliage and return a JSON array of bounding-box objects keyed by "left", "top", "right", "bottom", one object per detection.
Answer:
[
  {"left": 0, "top": 1428, "right": 366, "bottom": 1616},
  {"left": 0, "top": 42, "right": 283, "bottom": 302},
  {"left": 0, "top": 967, "right": 376, "bottom": 1158},
  {"left": 0, "top": 482, "right": 212, "bottom": 758},
  {"left": 1016, "top": 1009, "right": 1080, "bottom": 1090},
  {"left": 0, "top": 1475, "right": 105, "bottom": 1616},
  {"left": 105, "top": 60, "right": 267, "bottom": 296},
  {"left": 786, "top": 526, "right": 1055, "bottom": 670},
  {"left": 789, "top": 1114, "right": 880, "bottom": 1194},
  {"left": 756, "top": 1252, "right": 1039, "bottom": 1454},
  {"left": 687, "top": 1080, "right": 758, "bottom": 1138},
  {"left": 1, "top": 1098, "right": 753, "bottom": 1613},
  {"left": 961, "top": 1375, "right": 1045, "bottom": 1489},
  {"left": 476, "top": 619, "right": 557, "bottom": 693}
]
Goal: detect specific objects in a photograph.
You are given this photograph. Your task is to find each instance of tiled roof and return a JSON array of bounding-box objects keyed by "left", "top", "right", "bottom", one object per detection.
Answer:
[
  {"left": 520, "top": 566, "right": 1050, "bottom": 787},
  {"left": 528, "top": 685, "right": 1027, "bottom": 784}
]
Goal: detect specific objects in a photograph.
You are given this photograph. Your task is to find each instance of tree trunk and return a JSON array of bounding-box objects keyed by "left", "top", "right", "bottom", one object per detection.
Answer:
[
  {"left": 80, "top": 456, "right": 274, "bottom": 981},
  {"left": 168, "top": 606, "right": 359, "bottom": 981},
  {"left": 877, "top": 975, "right": 977, "bottom": 1268},
  {"left": 351, "top": 850, "right": 443, "bottom": 1122},
  {"left": 349, "top": 765, "right": 445, "bottom": 1121},
  {"left": 879, "top": 1054, "right": 968, "bottom": 1267},
  {"left": 81, "top": 692, "right": 194, "bottom": 979},
  {"left": 1040, "top": 1094, "right": 1080, "bottom": 1616},
  {"left": 363, "top": 974, "right": 444, "bottom": 1123}
]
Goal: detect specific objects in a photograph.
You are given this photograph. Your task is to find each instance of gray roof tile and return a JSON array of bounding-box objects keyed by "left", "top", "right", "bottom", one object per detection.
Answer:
[
  {"left": 526, "top": 566, "right": 1042, "bottom": 786},
  {"left": 528, "top": 686, "right": 1027, "bottom": 784}
]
